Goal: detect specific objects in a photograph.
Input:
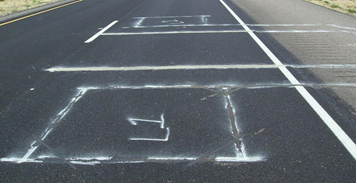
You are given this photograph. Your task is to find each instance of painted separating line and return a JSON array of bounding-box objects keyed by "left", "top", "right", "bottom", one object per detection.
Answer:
[
  {"left": 45, "top": 64, "right": 356, "bottom": 72},
  {"left": 133, "top": 15, "right": 211, "bottom": 19},
  {"left": 101, "top": 29, "right": 353, "bottom": 36},
  {"left": 76, "top": 84, "right": 356, "bottom": 92},
  {"left": 219, "top": 0, "right": 356, "bottom": 159},
  {"left": 0, "top": 0, "right": 83, "bottom": 26},
  {"left": 84, "top": 20, "right": 118, "bottom": 43},
  {"left": 130, "top": 23, "right": 356, "bottom": 30},
  {"left": 102, "top": 30, "right": 246, "bottom": 36}
]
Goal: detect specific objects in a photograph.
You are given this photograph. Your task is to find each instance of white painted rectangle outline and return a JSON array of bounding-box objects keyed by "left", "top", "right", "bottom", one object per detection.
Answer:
[
  {"left": 218, "top": 0, "right": 355, "bottom": 159},
  {"left": 2, "top": 86, "right": 265, "bottom": 165}
]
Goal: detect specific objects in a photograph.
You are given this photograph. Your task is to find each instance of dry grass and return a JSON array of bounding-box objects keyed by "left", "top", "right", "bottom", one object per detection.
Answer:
[
  {"left": 306, "top": 0, "right": 356, "bottom": 16},
  {"left": 0, "top": 0, "right": 63, "bottom": 16}
]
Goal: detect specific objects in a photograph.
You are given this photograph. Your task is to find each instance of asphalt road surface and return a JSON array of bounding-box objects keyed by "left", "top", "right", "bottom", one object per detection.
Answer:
[{"left": 0, "top": 0, "right": 355, "bottom": 182}]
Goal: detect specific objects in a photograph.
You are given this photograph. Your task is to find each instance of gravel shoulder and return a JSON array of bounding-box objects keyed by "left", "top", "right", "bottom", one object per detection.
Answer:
[
  {"left": 307, "top": 0, "right": 356, "bottom": 16},
  {"left": 0, "top": 0, "right": 64, "bottom": 17},
  {"left": 231, "top": 0, "right": 356, "bottom": 110}
]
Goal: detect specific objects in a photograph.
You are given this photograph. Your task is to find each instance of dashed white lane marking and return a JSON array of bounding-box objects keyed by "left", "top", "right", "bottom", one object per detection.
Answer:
[
  {"left": 45, "top": 64, "right": 356, "bottom": 72},
  {"left": 219, "top": 0, "right": 356, "bottom": 159},
  {"left": 84, "top": 20, "right": 118, "bottom": 43}
]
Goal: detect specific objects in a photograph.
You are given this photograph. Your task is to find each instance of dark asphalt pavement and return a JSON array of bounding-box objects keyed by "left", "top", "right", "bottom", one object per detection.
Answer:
[{"left": 0, "top": 0, "right": 355, "bottom": 182}]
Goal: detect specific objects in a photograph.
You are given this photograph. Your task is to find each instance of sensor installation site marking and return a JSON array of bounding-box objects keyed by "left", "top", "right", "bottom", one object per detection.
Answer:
[
  {"left": 1, "top": 0, "right": 355, "bottom": 166},
  {"left": 1, "top": 86, "right": 265, "bottom": 165}
]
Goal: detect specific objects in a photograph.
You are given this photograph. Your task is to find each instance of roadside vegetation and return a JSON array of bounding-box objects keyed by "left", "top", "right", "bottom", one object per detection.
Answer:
[
  {"left": 306, "top": 0, "right": 356, "bottom": 16},
  {"left": 0, "top": 0, "right": 63, "bottom": 17}
]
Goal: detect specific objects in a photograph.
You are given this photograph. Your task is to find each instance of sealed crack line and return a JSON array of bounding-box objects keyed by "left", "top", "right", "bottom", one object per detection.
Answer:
[
  {"left": 222, "top": 88, "right": 244, "bottom": 155},
  {"left": 32, "top": 135, "right": 76, "bottom": 169},
  {"left": 21, "top": 89, "right": 87, "bottom": 162}
]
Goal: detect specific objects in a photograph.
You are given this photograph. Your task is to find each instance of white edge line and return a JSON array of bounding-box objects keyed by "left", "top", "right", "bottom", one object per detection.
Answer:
[
  {"left": 219, "top": 0, "right": 356, "bottom": 159},
  {"left": 84, "top": 20, "right": 118, "bottom": 43}
]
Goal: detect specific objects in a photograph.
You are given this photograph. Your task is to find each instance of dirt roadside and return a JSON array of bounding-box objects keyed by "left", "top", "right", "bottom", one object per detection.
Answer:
[
  {"left": 0, "top": 0, "right": 64, "bottom": 17},
  {"left": 307, "top": 0, "right": 356, "bottom": 16}
]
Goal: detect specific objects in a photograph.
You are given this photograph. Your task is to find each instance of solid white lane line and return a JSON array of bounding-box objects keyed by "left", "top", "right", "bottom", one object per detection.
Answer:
[
  {"left": 101, "top": 30, "right": 353, "bottom": 36},
  {"left": 45, "top": 64, "right": 356, "bottom": 72},
  {"left": 102, "top": 30, "right": 246, "bottom": 35},
  {"left": 84, "top": 20, "right": 118, "bottom": 43},
  {"left": 133, "top": 15, "right": 211, "bottom": 19},
  {"left": 219, "top": 0, "right": 356, "bottom": 159}
]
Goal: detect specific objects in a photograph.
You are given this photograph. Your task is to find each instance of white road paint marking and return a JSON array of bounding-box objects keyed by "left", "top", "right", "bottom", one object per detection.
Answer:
[
  {"left": 223, "top": 89, "right": 246, "bottom": 158},
  {"left": 102, "top": 30, "right": 246, "bottom": 35},
  {"left": 327, "top": 24, "right": 356, "bottom": 30},
  {"left": 128, "top": 114, "right": 165, "bottom": 128},
  {"left": 133, "top": 15, "right": 211, "bottom": 19},
  {"left": 134, "top": 17, "right": 146, "bottom": 27},
  {"left": 76, "top": 83, "right": 356, "bottom": 92},
  {"left": 84, "top": 20, "right": 118, "bottom": 43},
  {"left": 129, "top": 127, "right": 170, "bottom": 142},
  {"left": 128, "top": 114, "right": 169, "bottom": 141},
  {"left": 1, "top": 155, "right": 265, "bottom": 165},
  {"left": 220, "top": 0, "right": 356, "bottom": 159},
  {"left": 20, "top": 89, "right": 87, "bottom": 162},
  {"left": 215, "top": 156, "right": 265, "bottom": 162},
  {"left": 130, "top": 23, "right": 355, "bottom": 29},
  {"left": 45, "top": 64, "right": 356, "bottom": 72},
  {"left": 101, "top": 29, "right": 353, "bottom": 36},
  {"left": 257, "top": 30, "right": 354, "bottom": 34}
]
